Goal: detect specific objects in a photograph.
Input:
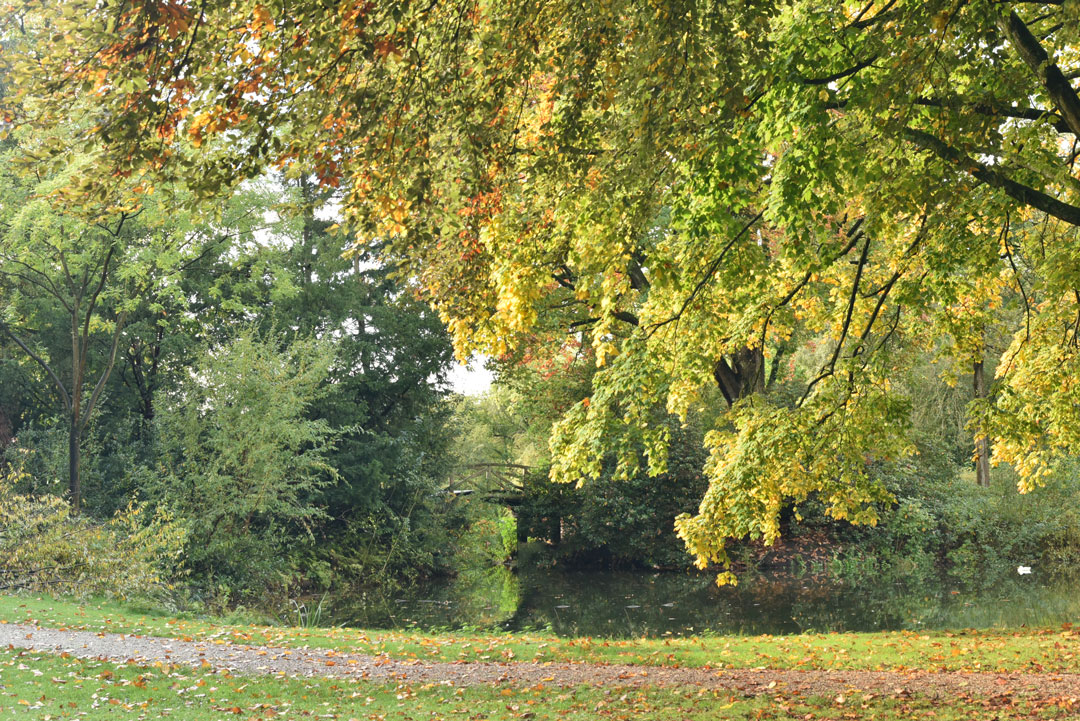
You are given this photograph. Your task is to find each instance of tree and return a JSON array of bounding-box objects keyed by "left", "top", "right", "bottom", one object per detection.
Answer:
[
  {"left": 111, "top": 179, "right": 290, "bottom": 429},
  {"left": 0, "top": 151, "right": 171, "bottom": 510},
  {"left": 0, "top": 131, "right": 282, "bottom": 510},
  {"left": 458, "top": 338, "right": 712, "bottom": 569},
  {"left": 267, "top": 176, "right": 458, "bottom": 587},
  {"left": 7, "top": 0, "right": 1080, "bottom": 577},
  {"left": 152, "top": 328, "right": 338, "bottom": 595}
]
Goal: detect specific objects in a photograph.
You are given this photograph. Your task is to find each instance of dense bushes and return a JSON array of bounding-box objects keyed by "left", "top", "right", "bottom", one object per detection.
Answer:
[
  {"left": 514, "top": 422, "right": 709, "bottom": 569},
  {"left": 0, "top": 459, "right": 184, "bottom": 598},
  {"left": 0, "top": 170, "right": 460, "bottom": 611},
  {"left": 149, "top": 329, "right": 339, "bottom": 604},
  {"left": 801, "top": 447, "right": 1080, "bottom": 584}
]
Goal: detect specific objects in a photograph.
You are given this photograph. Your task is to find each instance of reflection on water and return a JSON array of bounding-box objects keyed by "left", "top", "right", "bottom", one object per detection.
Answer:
[{"left": 335, "top": 561, "right": 1080, "bottom": 638}]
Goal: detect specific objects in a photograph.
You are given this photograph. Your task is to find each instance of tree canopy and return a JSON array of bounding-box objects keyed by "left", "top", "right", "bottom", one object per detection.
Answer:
[{"left": 4, "top": 0, "right": 1080, "bottom": 578}]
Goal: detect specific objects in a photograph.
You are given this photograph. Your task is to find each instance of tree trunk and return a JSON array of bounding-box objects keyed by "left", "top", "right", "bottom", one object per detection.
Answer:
[
  {"left": 973, "top": 359, "right": 991, "bottom": 488},
  {"left": 68, "top": 414, "right": 82, "bottom": 510},
  {"left": 0, "top": 406, "right": 13, "bottom": 450},
  {"left": 713, "top": 347, "right": 766, "bottom": 407}
]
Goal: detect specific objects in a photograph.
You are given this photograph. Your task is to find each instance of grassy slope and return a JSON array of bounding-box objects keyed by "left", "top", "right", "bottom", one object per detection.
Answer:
[
  {"left": 1, "top": 646, "right": 1078, "bottom": 721},
  {"left": 2, "top": 594, "right": 1080, "bottom": 674}
]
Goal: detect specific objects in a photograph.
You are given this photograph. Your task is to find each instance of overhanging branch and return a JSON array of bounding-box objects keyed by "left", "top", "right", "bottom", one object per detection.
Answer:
[
  {"left": 998, "top": 10, "right": 1080, "bottom": 138},
  {"left": 903, "top": 127, "right": 1080, "bottom": 227}
]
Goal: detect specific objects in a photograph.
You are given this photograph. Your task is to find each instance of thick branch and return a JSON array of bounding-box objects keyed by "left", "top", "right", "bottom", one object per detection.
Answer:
[
  {"left": 712, "top": 347, "right": 765, "bottom": 407},
  {"left": 999, "top": 10, "right": 1080, "bottom": 137},
  {"left": 903, "top": 127, "right": 1080, "bottom": 226},
  {"left": 827, "top": 96, "right": 1071, "bottom": 133},
  {"left": 713, "top": 357, "right": 738, "bottom": 407},
  {"left": 627, "top": 258, "right": 650, "bottom": 291},
  {"left": 912, "top": 97, "right": 1071, "bottom": 133}
]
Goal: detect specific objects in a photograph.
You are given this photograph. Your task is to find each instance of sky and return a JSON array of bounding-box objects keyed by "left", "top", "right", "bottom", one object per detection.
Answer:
[{"left": 447, "top": 358, "right": 494, "bottom": 396}]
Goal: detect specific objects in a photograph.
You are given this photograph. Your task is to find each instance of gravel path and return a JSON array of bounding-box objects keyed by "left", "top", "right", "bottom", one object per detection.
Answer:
[{"left": 3, "top": 622, "right": 1080, "bottom": 699}]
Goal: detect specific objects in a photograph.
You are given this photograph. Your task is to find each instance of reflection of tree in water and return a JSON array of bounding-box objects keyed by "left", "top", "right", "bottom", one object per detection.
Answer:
[
  {"left": 331, "top": 565, "right": 521, "bottom": 630},
  {"left": 782, "top": 578, "right": 935, "bottom": 633},
  {"left": 334, "top": 564, "right": 1080, "bottom": 636},
  {"left": 440, "top": 564, "right": 521, "bottom": 627},
  {"left": 784, "top": 570, "right": 1080, "bottom": 633},
  {"left": 502, "top": 567, "right": 1080, "bottom": 637},
  {"left": 898, "top": 572, "right": 1080, "bottom": 630},
  {"left": 504, "top": 570, "right": 884, "bottom": 637},
  {"left": 506, "top": 569, "right": 737, "bottom": 637}
]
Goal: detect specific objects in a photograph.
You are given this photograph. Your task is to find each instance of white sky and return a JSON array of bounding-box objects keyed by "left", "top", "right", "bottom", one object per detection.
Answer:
[{"left": 447, "top": 359, "right": 494, "bottom": 396}]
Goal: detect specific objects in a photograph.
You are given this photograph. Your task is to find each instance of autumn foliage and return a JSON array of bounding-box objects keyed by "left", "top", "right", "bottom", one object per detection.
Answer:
[{"left": 4, "top": 0, "right": 1080, "bottom": 577}]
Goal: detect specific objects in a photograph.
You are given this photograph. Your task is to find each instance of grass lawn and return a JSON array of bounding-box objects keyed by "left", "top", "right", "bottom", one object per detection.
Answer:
[
  {"left": 1, "top": 646, "right": 1079, "bottom": 721},
  {"left": 3, "top": 594, "right": 1080, "bottom": 674}
]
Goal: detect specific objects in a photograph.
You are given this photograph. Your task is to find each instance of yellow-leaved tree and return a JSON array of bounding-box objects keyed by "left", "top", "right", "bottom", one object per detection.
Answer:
[{"left": 5, "top": 0, "right": 1080, "bottom": 579}]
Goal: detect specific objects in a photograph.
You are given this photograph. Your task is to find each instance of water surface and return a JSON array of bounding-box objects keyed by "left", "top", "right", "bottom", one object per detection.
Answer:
[{"left": 334, "top": 562, "right": 1080, "bottom": 637}]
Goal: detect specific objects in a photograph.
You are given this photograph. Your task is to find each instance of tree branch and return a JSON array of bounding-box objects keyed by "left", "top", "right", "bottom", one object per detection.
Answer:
[
  {"left": 800, "top": 233, "right": 871, "bottom": 405},
  {"left": 627, "top": 257, "right": 650, "bottom": 291},
  {"left": 648, "top": 210, "right": 764, "bottom": 335},
  {"left": 0, "top": 255, "right": 72, "bottom": 311},
  {"left": 998, "top": 10, "right": 1080, "bottom": 137},
  {"left": 912, "top": 96, "right": 1071, "bottom": 133},
  {"left": 0, "top": 322, "right": 71, "bottom": 412},
  {"left": 849, "top": 0, "right": 900, "bottom": 28},
  {"left": 756, "top": 218, "right": 864, "bottom": 356},
  {"left": 903, "top": 127, "right": 1080, "bottom": 226},
  {"left": 801, "top": 55, "right": 879, "bottom": 85},
  {"left": 80, "top": 310, "right": 129, "bottom": 433}
]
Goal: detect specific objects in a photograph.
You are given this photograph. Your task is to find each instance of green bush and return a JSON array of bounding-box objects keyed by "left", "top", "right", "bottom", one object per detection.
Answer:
[
  {"left": 828, "top": 446, "right": 1080, "bottom": 584},
  {"left": 496, "top": 513, "right": 518, "bottom": 561},
  {"left": 451, "top": 505, "right": 518, "bottom": 569},
  {"left": 150, "top": 328, "right": 338, "bottom": 603},
  {"left": 0, "top": 458, "right": 184, "bottom": 598}
]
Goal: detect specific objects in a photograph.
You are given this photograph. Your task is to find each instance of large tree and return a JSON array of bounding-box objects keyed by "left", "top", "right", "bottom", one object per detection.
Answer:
[
  {"left": 268, "top": 177, "right": 458, "bottom": 585},
  {"left": 0, "top": 127, "right": 284, "bottom": 510},
  {"left": 0, "top": 149, "right": 178, "bottom": 510},
  {"left": 5, "top": 0, "right": 1080, "bottom": 578}
]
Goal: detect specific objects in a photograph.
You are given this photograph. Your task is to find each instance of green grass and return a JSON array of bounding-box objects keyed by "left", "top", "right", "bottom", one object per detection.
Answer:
[
  {"left": 1, "top": 646, "right": 1078, "bottom": 721},
  {"left": 4, "top": 593, "right": 1080, "bottom": 674}
]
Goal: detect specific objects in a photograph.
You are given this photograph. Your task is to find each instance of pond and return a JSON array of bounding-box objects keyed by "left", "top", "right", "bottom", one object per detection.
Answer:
[{"left": 333, "top": 559, "right": 1080, "bottom": 638}]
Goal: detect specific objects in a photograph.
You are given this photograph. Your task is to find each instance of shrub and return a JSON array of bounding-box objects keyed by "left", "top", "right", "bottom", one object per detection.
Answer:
[
  {"left": 151, "top": 328, "right": 338, "bottom": 602},
  {"left": 830, "top": 447, "right": 1080, "bottom": 584},
  {"left": 0, "top": 457, "right": 184, "bottom": 598}
]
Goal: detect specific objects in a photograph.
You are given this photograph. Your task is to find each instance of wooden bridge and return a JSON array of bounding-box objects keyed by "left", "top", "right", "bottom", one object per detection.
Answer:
[{"left": 444, "top": 463, "right": 562, "bottom": 544}]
